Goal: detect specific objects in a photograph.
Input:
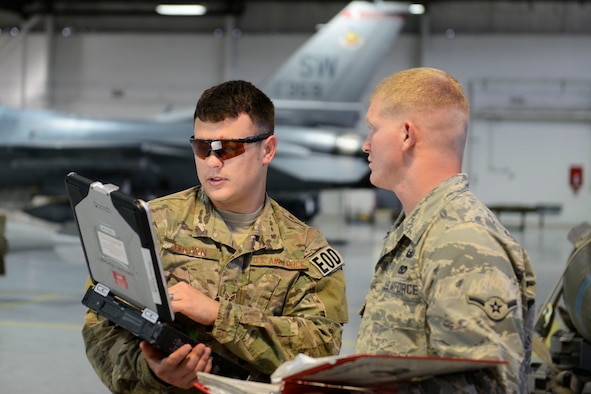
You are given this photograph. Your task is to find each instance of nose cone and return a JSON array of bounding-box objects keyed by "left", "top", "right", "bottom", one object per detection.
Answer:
[{"left": 335, "top": 133, "right": 366, "bottom": 157}]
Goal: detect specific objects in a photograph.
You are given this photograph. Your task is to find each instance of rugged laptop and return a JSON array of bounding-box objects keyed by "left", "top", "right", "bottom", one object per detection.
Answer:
[{"left": 65, "top": 172, "right": 250, "bottom": 380}]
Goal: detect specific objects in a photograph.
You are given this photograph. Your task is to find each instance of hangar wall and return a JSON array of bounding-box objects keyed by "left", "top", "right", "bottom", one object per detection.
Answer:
[{"left": 1, "top": 31, "right": 590, "bottom": 225}]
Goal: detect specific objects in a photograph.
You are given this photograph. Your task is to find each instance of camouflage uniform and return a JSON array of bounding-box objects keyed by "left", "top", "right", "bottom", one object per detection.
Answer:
[
  {"left": 355, "top": 174, "right": 536, "bottom": 393},
  {"left": 82, "top": 186, "right": 348, "bottom": 393}
]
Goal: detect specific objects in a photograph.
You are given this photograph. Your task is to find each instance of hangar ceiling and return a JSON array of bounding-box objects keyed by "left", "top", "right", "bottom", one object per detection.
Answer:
[{"left": 0, "top": 1, "right": 590, "bottom": 35}]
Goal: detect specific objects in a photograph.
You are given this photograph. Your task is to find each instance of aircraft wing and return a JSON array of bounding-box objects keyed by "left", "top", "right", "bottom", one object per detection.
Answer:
[
  {"left": 272, "top": 154, "right": 368, "bottom": 184},
  {"left": 4, "top": 139, "right": 192, "bottom": 169},
  {"left": 1, "top": 138, "right": 194, "bottom": 196}
]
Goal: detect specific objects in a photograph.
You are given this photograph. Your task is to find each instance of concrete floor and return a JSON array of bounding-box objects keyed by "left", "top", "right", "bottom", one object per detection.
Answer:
[{"left": 0, "top": 208, "right": 578, "bottom": 393}]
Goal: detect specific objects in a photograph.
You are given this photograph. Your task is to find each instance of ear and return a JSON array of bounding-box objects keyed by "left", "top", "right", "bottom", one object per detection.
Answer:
[
  {"left": 262, "top": 135, "right": 277, "bottom": 164},
  {"left": 401, "top": 121, "right": 417, "bottom": 151}
]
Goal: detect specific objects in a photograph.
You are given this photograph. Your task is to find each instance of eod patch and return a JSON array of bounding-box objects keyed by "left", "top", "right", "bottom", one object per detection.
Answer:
[{"left": 309, "top": 246, "right": 344, "bottom": 276}]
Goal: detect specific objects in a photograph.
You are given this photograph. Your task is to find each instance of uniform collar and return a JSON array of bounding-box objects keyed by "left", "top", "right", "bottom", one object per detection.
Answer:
[
  {"left": 390, "top": 173, "right": 469, "bottom": 247},
  {"left": 191, "top": 188, "right": 284, "bottom": 252}
]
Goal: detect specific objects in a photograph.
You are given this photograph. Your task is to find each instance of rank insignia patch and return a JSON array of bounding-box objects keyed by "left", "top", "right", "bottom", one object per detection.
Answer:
[{"left": 467, "top": 295, "right": 518, "bottom": 321}]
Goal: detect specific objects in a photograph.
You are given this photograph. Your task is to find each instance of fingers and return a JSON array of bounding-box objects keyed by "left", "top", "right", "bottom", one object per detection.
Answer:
[
  {"left": 165, "top": 344, "right": 193, "bottom": 366},
  {"left": 189, "top": 344, "right": 212, "bottom": 372},
  {"left": 166, "top": 344, "right": 211, "bottom": 389},
  {"left": 205, "top": 353, "right": 213, "bottom": 373},
  {"left": 140, "top": 341, "right": 213, "bottom": 390}
]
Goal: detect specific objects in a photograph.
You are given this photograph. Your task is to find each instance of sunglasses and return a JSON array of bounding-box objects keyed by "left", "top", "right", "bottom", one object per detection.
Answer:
[{"left": 189, "top": 132, "right": 273, "bottom": 161}]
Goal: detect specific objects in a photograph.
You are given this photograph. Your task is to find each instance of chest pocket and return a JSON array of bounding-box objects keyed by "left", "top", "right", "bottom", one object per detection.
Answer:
[
  {"left": 244, "top": 256, "right": 308, "bottom": 316},
  {"left": 358, "top": 255, "right": 427, "bottom": 355},
  {"left": 160, "top": 239, "right": 221, "bottom": 296},
  {"left": 366, "top": 246, "right": 425, "bottom": 329}
]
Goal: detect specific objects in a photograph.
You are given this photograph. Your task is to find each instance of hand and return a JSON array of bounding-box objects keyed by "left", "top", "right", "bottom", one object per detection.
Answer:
[
  {"left": 168, "top": 281, "right": 220, "bottom": 326},
  {"left": 140, "top": 341, "right": 212, "bottom": 390}
]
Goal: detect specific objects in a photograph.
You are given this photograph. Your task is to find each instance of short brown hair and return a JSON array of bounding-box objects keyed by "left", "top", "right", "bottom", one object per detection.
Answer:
[{"left": 194, "top": 80, "right": 275, "bottom": 134}]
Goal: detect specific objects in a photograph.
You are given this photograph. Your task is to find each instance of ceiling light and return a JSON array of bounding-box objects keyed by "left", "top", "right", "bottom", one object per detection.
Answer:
[{"left": 155, "top": 4, "right": 207, "bottom": 16}]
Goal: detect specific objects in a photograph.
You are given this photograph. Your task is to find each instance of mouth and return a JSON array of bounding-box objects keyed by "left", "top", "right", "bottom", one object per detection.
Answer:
[{"left": 208, "top": 176, "right": 226, "bottom": 185}]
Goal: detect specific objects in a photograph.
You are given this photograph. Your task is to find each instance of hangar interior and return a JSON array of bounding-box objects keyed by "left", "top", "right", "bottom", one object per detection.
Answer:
[
  {"left": 1, "top": 0, "right": 590, "bottom": 223},
  {"left": 1, "top": 1, "right": 591, "bottom": 392}
]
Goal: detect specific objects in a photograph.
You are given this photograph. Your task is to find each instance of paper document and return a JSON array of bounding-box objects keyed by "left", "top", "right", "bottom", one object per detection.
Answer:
[{"left": 195, "top": 353, "right": 507, "bottom": 394}]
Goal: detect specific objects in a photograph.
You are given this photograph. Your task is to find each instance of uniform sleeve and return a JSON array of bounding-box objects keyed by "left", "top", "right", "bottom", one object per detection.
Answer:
[
  {"left": 209, "top": 228, "right": 348, "bottom": 375},
  {"left": 81, "top": 279, "right": 174, "bottom": 393},
  {"left": 413, "top": 222, "right": 529, "bottom": 393}
]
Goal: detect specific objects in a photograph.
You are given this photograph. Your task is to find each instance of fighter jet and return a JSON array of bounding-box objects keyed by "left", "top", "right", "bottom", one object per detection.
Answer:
[{"left": 0, "top": 1, "right": 410, "bottom": 220}]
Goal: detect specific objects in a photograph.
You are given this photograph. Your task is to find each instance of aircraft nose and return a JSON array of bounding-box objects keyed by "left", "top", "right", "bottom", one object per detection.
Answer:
[{"left": 335, "top": 133, "right": 365, "bottom": 157}]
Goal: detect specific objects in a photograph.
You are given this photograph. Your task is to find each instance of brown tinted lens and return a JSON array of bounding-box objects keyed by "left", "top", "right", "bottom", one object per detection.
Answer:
[
  {"left": 192, "top": 140, "right": 211, "bottom": 159},
  {"left": 217, "top": 141, "right": 246, "bottom": 160},
  {"left": 191, "top": 140, "right": 246, "bottom": 160}
]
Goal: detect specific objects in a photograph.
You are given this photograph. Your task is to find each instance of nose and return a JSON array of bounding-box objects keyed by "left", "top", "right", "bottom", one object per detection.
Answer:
[
  {"left": 205, "top": 151, "right": 223, "bottom": 167},
  {"left": 362, "top": 136, "right": 371, "bottom": 154}
]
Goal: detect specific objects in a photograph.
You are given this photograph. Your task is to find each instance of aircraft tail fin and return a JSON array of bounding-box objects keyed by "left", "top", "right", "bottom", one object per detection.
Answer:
[{"left": 261, "top": 1, "right": 409, "bottom": 127}]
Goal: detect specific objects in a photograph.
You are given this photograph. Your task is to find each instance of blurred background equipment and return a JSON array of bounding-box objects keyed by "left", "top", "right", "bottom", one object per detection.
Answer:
[{"left": 530, "top": 222, "right": 591, "bottom": 393}]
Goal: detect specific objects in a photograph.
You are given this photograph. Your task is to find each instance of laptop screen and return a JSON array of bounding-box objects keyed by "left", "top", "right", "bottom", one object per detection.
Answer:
[{"left": 65, "top": 172, "right": 174, "bottom": 322}]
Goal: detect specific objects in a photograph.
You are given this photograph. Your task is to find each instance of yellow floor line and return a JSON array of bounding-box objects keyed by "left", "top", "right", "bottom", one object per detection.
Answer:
[
  {"left": 0, "top": 292, "right": 61, "bottom": 310},
  {"left": 0, "top": 292, "right": 83, "bottom": 330},
  {"left": 0, "top": 320, "right": 81, "bottom": 330}
]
